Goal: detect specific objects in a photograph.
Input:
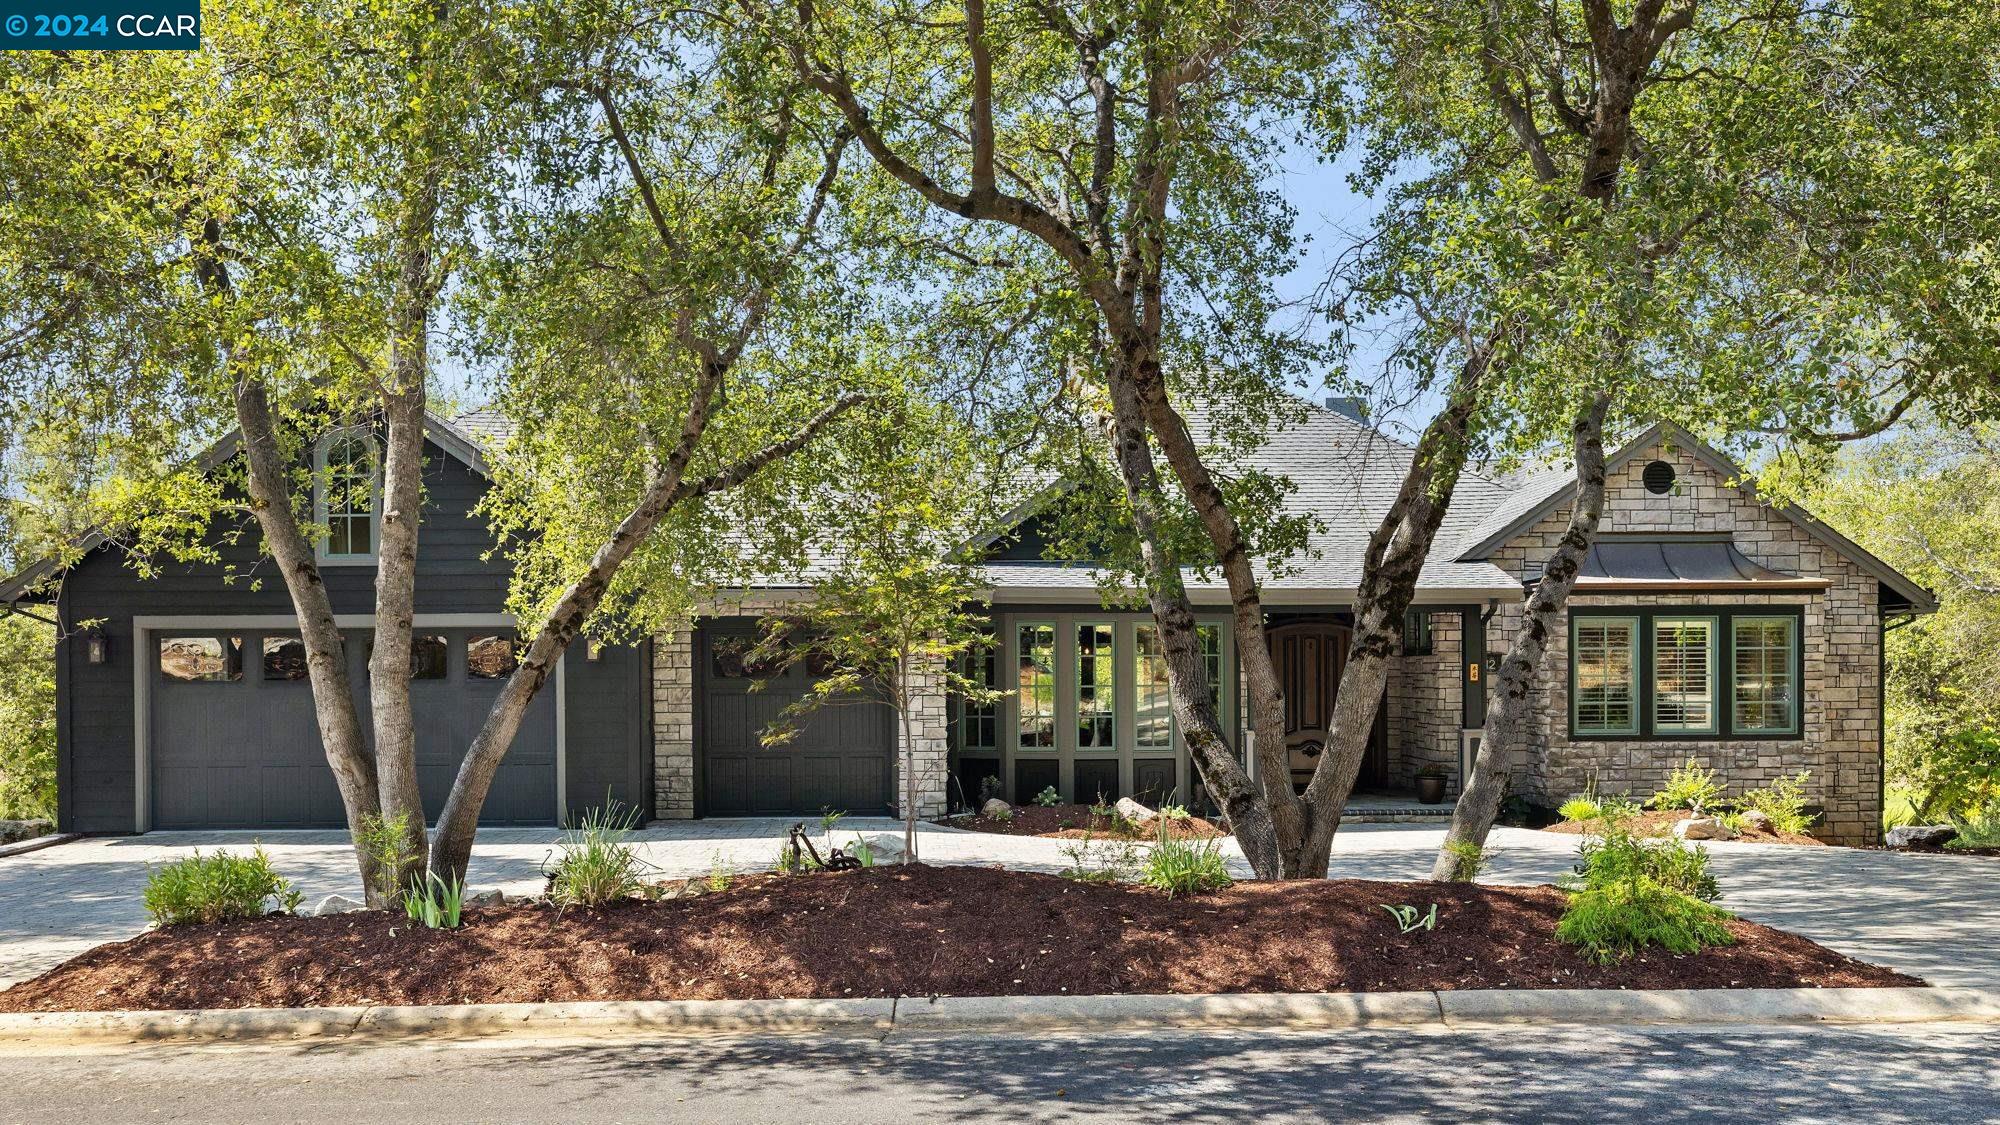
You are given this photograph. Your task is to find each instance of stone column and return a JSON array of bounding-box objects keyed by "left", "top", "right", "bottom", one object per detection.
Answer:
[
  {"left": 894, "top": 653, "right": 951, "bottom": 819},
  {"left": 651, "top": 626, "right": 695, "bottom": 820}
]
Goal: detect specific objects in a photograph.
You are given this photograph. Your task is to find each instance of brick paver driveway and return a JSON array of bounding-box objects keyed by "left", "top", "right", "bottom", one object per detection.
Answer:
[{"left": 3, "top": 822, "right": 1995, "bottom": 990}]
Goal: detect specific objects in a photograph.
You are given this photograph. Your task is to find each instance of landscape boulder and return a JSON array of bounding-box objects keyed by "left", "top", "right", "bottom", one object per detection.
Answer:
[
  {"left": 0, "top": 818, "right": 52, "bottom": 845},
  {"left": 1674, "top": 817, "right": 1739, "bottom": 841},
  {"left": 307, "top": 893, "right": 367, "bottom": 917},
  {"left": 1114, "top": 797, "right": 1156, "bottom": 823},
  {"left": 465, "top": 889, "right": 506, "bottom": 909},
  {"left": 1885, "top": 824, "right": 1958, "bottom": 851},
  {"left": 1738, "top": 809, "right": 1774, "bottom": 833},
  {"left": 980, "top": 798, "right": 1012, "bottom": 818}
]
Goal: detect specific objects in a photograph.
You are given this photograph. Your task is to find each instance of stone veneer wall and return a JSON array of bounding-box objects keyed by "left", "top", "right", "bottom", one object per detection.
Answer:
[
  {"left": 1484, "top": 438, "right": 1884, "bottom": 844},
  {"left": 1392, "top": 613, "right": 1464, "bottom": 793},
  {"left": 651, "top": 627, "right": 696, "bottom": 820},
  {"left": 649, "top": 619, "right": 952, "bottom": 821}
]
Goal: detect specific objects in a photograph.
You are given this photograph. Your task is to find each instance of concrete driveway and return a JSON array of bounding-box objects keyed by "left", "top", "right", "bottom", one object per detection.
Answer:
[{"left": 3, "top": 821, "right": 1995, "bottom": 991}]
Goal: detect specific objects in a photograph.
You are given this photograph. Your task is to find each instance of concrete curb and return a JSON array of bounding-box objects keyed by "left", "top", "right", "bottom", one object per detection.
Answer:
[{"left": 1, "top": 987, "right": 1994, "bottom": 1046}]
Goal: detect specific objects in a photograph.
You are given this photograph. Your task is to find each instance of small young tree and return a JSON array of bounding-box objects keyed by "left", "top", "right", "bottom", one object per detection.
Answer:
[{"left": 751, "top": 403, "right": 1003, "bottom": 862}]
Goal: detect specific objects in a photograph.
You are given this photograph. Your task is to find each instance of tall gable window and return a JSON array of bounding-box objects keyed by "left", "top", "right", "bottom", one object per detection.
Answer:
[
  {"left": 316, "top": 431, "right": 379, "bottom": 564},
  {"left": 1570, "top": 608, "right": 1800, "bottom": 740}
]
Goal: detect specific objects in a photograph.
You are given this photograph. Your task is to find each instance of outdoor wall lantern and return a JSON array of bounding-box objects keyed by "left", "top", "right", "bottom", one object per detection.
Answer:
[{"left": 83, "top": 627, "right": 109, "bottom": 666}]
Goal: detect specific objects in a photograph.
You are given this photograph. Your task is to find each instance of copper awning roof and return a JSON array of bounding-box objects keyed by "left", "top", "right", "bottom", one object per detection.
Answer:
[{"left": 1571, "top": 535, "right": 1831, "bottom": 592}]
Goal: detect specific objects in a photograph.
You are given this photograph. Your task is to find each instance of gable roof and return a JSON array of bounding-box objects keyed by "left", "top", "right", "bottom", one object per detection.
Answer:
[
  {"left": 1448, "top": 421, "right": 1937, "bottom": 613},
  {"left": 981, "top": 398, "right": 1524, "bottom": 599},
  {"left": 0, "top": 412, "right": 491, "bottom": 604}
]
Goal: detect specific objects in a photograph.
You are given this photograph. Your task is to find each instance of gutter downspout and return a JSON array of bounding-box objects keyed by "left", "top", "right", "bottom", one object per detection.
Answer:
[{"left": 1879, "top": 611, "right": 1919, "bottom": 844}]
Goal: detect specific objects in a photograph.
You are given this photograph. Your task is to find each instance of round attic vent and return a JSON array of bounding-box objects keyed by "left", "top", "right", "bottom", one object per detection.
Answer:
[{"left": 1642, "top": 460, "right": 1676, "bottom": 495}]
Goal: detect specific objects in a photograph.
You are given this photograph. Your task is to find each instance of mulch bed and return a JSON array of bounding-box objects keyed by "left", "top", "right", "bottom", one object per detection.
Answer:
[
  {"left": 945, "top": 803, "right": 1229, "bottom": 840},
  {"left": 0, "top": 865, "right": 1916, "bottom": 1012},
  {"left": 1544, "top": 809, "right": 1826, "bottom": 846}
]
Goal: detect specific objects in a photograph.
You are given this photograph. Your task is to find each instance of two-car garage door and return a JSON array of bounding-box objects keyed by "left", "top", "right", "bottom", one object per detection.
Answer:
[{"left": 148, "top": 626, "right": 557, "bottom": 829}]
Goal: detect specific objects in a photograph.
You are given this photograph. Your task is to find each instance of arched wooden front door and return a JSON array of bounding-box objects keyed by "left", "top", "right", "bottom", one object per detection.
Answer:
[{"left": 1268, "top": 621, "right": 1387, "bottom": 792}]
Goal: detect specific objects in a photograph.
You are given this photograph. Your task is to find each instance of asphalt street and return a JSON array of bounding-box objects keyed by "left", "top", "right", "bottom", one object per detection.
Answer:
[{"left": 1, "top": 1021, "right": 1995, "bottom": 1124}]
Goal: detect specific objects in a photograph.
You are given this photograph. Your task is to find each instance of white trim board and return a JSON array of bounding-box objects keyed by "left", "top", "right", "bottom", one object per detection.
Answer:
[{"left": 130, "top": 613, "right": 563, "bottom": 833}]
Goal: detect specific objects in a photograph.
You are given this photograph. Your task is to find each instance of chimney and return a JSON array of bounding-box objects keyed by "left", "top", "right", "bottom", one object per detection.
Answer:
[{"left": 1323, "top": 396, "right": 1368, "bottom": 423}]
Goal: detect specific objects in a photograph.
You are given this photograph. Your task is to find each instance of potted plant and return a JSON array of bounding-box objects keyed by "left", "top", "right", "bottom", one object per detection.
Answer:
[{"left": 1414, "top": 765, "right": 1449, "bottom": 805}]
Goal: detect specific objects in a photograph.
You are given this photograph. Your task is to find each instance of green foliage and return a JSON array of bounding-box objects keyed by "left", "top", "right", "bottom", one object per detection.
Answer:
[
  {"left": 1715, "top": 810, "right": 1747, "bottom": 835},
  {"left": 848, "top": 838, "right": 877, "bottom": 867},
  {"left": 1739, "top": 771, "right": 1818, "bottom": 836},
  {"left": 546, "top": 804, "right": 650, "bottom": 909},
  {"left": 706, "top": 852, "right": 734, "bottom": 893},
  {"left": 1947, "top": 799, "right": 2000, "bottom": 850},
  {"left": 1557, "top": 877, "right": 1737, "bottom": 964},
  {"left": 1140, "top": 831, "right": 1233, "bottom": 898},
  {"left": 1033, "top": 786, "right": 1062, "bottom": 808},
  {"left": 1571, "top": 826, "right": 1721, "bottom": 904},
  {"left": 1160, "top": 804, "right": 1191, "bottom": 822},
  {"left": 990, "top": 805, "right": 1014, "bottom": 823},
  {"left": 1649, "top": 759, "right": 1724, "bottom": 813},
  {"left": 1882, "top": 787, "right": 1924, "bottom": 831},
  {"left": 355, "top": 813, "right": 419, "bottom": 905},
  {"left": 143, "top": 848, "right": 299, "bottom": 927},
  {"left": 0, "top": 616, "right": 55, "bottom": 821},
  {"left": 1380, "top": 903, "right": 1439, "bottom": 935},
  {"left": 403, "top": 870, "right": 464, "bottom": 930},
  {"left": 1439, "top": 840, "right": 1491, "bottom": 882},
  {"left": 1059, "top": 830, "right": 1141, "bottom": 885},
  {"left": 1557, "top": 796, "right": 1603, "bottom": 824}
]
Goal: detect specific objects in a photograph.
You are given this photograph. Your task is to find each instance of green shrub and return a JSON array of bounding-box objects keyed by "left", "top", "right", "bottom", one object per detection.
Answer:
[
  {"left": 1948, "top": 798, "right": 2000, "bottom": 849},
  {"left": 404, "top": 870, "right": 464, "bottom": 929},
  {"left": 1648, "top": 758, "right": 1723, "bottom": 812},
  {"left": 1571, "top": 824, "right": 1720, "bottom": 903},
  {"left": 0, "top": 616, "right": 56, "bottom": 821},
  {"left": 1439, "top": 839, "right": 1492, "bottom": 882},
  {"left": 1715, "top": 809, "right": 1746, "bottom": 834},
  {"left": 706, "top": 851, "right": 734, "bottom": 892},
  {"left": 1557, "top": 796, "right": 1603, "bottom": 823},
  {"left": 1140, "top": 831, "right": 1232, "bottom": 897},
  {"left": 547, "top": 803, "right": 651, "bottom": 907},
  {"left": 1882, "top": 786, "right": 1923, "bottom": 831},
  {"left": 355, "top": 812, "right": 419, "bottom": 905},
  {"left": 1557, "top": 876, "right": 1736, "bottom": 962},
  {"left": 1739, "top": 771, "right": 1818, "bottom": 835},
  {"left": 143, "top": 848, "right": 300, "bottom": 926},
  {"left": 1033, "top": 785, "right": 1063, "bottom": 807},
  {"left": 1160, "top": 804, "right": 1192, "bottom": 821}
]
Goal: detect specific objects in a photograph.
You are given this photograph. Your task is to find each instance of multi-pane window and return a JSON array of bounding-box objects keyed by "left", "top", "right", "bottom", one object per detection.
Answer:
[
  {"left": 1017, "top": 623, "right": 1056, "bottom": 748},
  {"left": 1402, "top": 609, "right": 1434, "bottom": 656},
  {"left": 1197, "top": 624, "right": 1222, "bottom": 712},
  {"left": 1732, "top": 617, "right": 1798, "bottom": 734},
  {"left": 1076, "top": 623, "right": 1115, "bottom": 748},
  {"left": 1652, "top": 618, "right": 1717, "bottom": 733},
  {"left": 1571, "top": 617, "right": 1639, "bottom": 735},
  {"left": 956, "top": 636, "right": 997, "bottom": 750},
  {"left": 1571, "top": 610, "right": 1800, "bottom": 738},
  {"left": 318, "top": 433, "right": 377, "bottom": 560},
  {"left": 1134, "top": 625, "right": 1173, "bottom": 748}
]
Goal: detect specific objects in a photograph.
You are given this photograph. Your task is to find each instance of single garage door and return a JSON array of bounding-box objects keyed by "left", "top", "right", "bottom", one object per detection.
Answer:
[
  {"left": 699, "top": 622, "right": 893, "bottom": 816},
  {"left": 149, "top": 626, "right": 558, "bottom": 829}
]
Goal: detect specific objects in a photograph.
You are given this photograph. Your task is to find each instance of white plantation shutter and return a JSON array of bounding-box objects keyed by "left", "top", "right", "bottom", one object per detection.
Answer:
[
  {"left": 1732, "top": 616, "right": 1798, "bottom": 734},
  {"left": 1653, "top": 618, "right": 1717, "bottom": 733},
  {"left": 1572, "top": 617, "right": 1639, "bottom": 735}
]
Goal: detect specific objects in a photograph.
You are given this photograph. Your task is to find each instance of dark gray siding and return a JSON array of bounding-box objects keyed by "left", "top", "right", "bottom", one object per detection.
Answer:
[{"left": 54, "top": 440, "right": 651, "bottom": 832}]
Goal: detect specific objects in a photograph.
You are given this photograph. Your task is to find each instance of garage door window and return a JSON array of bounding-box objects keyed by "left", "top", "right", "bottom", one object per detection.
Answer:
[
  {"left": 467, "top": 635, "right": 519, "bottom": 679},
  {"left": 160, "top": 636, "right": 243, "bottom": 682},
  {"left": 261, "top": 637, "right": 308, "bottom": 681}
]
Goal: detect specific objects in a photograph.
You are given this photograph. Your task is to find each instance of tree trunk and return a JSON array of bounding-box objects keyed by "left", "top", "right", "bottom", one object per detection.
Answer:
[
  {"left": 367, "top": 163, "right": 443, "bottom": 886},
  {"left": 426, "top": 382, "right": 865, "bottom": 881},
  {"left": 233, "top": 373, "right": 388, "bottom": 902},
  {"left": 1285, "top": 340, "right": 1499, "bottom": 877},
  {"left": 900, "top": 647, "right": 917, "bottom": 864},
  {"left": 1101, "top": 358, "right": 1286, "bottom": 877},
  {"left": 1432, "top": 393, "right": 1612, "bottom": 880}
]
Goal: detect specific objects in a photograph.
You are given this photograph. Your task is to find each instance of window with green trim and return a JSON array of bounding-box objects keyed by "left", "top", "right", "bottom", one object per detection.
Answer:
[
  {"left": 1732, "top": 616, "right": 1798, "bottom": 734},
  {"left": 1197, "top": 624, "right": 1223, "bottom": 713},
  {"left": 1076, "top": 622, "right": 1115, "bottom": 748},
  {"left": 1652, "top": 617, "right": 1718, "bottom": 734},
  {"left": 1571, "top": 617, "right": 1639, "bottom": 735},
  {"left": 1017, "top": 623, "right": 1055, "bottom": 748},
  {"left": 1134, "top": 624, "right": 1172, "bottom": 748},
  {"left": 955, "top": 634, "right": 997, "bottom": 750}
]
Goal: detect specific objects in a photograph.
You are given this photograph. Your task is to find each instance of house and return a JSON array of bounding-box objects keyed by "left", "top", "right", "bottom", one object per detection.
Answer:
[{"left": 1, "top": 399, "right": 1932, "bottom": 845}]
